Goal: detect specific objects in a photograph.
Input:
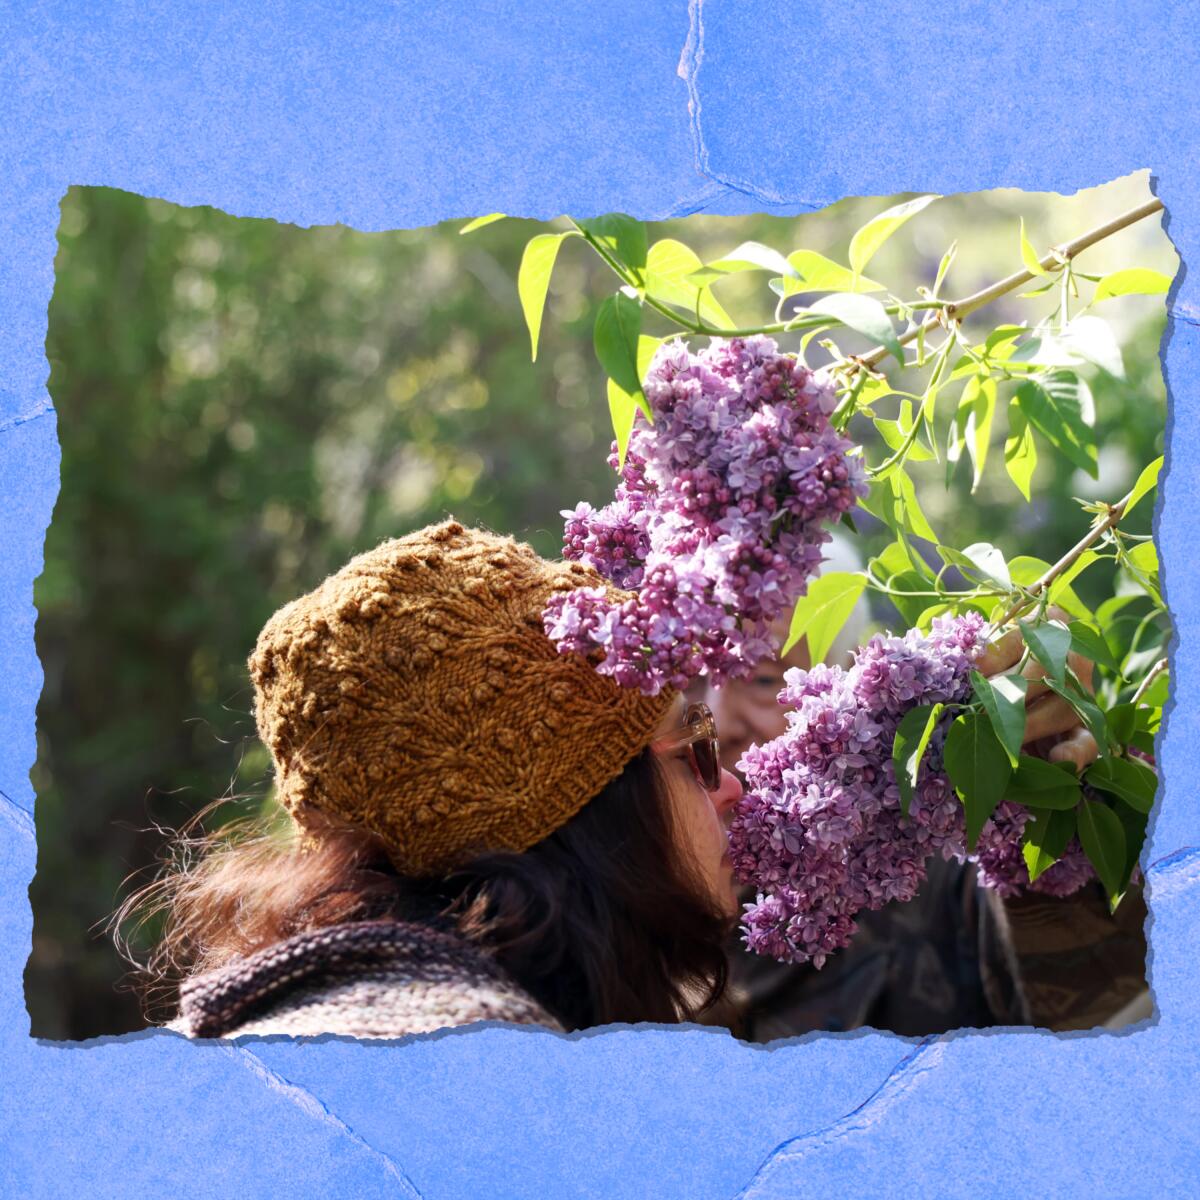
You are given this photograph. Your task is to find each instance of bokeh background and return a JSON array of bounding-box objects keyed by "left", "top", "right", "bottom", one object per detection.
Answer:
[{"left": 29, "top": 172, "right": 1173, "bottom": 1038}]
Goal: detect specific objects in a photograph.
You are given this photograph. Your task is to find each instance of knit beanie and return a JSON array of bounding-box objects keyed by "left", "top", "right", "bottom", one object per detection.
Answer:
[{"left": 248, "top": 519, "right": 676, "bottom": 876}]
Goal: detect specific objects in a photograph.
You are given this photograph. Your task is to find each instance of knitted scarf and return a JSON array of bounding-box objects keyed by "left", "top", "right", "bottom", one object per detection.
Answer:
[{"left": 174, "top": 919, "right": 562, "bottom": 1038}]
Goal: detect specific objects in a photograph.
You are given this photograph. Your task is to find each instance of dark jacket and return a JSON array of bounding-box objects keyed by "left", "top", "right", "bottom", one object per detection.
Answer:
[{"left": 713, "top": 857, "right": 1148, "bottom": 1040}]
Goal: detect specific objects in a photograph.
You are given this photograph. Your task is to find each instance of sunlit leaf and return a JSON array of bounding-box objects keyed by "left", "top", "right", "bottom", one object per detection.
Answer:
[
  {"left": 459, "top": 213, "right": 505, "bottom": 234},
  {"left": 782, "top": 571, "right": 867, "bottom": 662},
  {"left": 781, "top": 250, "right": 884, "bottom": 294},
  {"left": 688, "top": 241, "right": 796, "bottom": 285},
  {"left": 1123, "top": 455, "right": 1163, "bottom": 519},
  {"left": 933, "top": 240, "right": 958, "bottom": 297},
  {"left": 646, "top": 239, "right": 703, "bottom": 278},
  {"left": 518, "top": 233, "right": 570, "bottom": 361},
  {"left": 1063, "top": 314, "right": 1125, "bottom": 379},
  {"left": 1093, "top": 267, "right": 1171, "bottom": 304},
  {"left": 607, "top": 378, "right": 638, "bottom": 471},
  {"left": 848, "top": 194, "right": 939, "bottom": 276},
  {"left": 1004, "top": 398, "right": 1038, "bottom": 500},
  {"left": 1019, "top": 217, "right": 1048, "bottom": 276}
]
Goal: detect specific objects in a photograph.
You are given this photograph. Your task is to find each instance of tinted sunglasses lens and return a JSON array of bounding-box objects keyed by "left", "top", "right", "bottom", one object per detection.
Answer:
[{"left": 692, "top": 732, "right": 721, "bottom": 791}]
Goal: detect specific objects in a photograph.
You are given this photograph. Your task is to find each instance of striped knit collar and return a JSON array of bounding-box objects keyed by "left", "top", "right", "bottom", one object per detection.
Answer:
[{"left": 177, "top": 919, "right": 519, "bottom": 1038}]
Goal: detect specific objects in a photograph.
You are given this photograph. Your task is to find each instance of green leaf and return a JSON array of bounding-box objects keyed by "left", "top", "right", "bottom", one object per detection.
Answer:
[
  {"left": 944, "top": 712, "right": 1013, "bottom": 849},
  {"left": 996, "top": 558, "right": 1086, "bottom": 624},
  {"left": 884, "top": 570, "right": 936, "bottom": 627},
  {"left": 893, "top": 703, "right": 945, "bottom": 817},
  {"left": 1045, "top": 677, "right": 1113, "bottom": 759},
  {"left": 518, "top": 233, "right": 569, "bottom": 361},
  {"left": 848, "top": 194, "right": 939, "bottom": 276},
  {"left": 607, "top": 378, "right": 638, "bottom": 471},
  {"left": 578, "top": 214, "right": 647, "bottom": 274},
  {"left": 782, "top": 571, "right": 867, "bottom": 662},
  {"left": 1047, "top": 549, "right": 1100, "bottom": 610},
  {"left": 1015, "top": 372, "right": 1098, "bottom": 478},
  {"left": 1105, "top": 703, "right": 1139, "bottom": 747},
  {"left": 1004, "top": 398, "right": 1038, "bottom": 500},
  {"left": 1093, "top": 267, "right": 1171, "bottom": 304},
  {"left": 459, "top": 213, "right": 505, "bottom": 234},
  {"left": 1006, "top": 754, "right": 1083, "bottom": 810},
  {"left": 784, "top": 249, "right": 884, "bottom": 293},
  {"left": 961, "top": 541, "right": 1011, "bottom": 590},
  {"left": 1123, "top": 455, "right": 1163, "bottom": 519},
  {"left": 875, "top": 400, "right": 933, "bottom": 461},
  {"left": 1085, "top": 755, "right": 1158, "bottom": 814},
  {"left": 888, "top": 469, "right": 938, "bottom": 543},
  {"left": 1068, "top": 620, "right": 1122, "bottom": 676},
  {"left": 1077, "top": 797, "right": 1128, "bottom": 900},
  {"left": 643, "top": 272, "right": 732, "bottom": 327},
  {"left": 967, "top": 376, "right": 996, "bottom": 492},
  {"left": 933, "top": 240, "right": 957, "bottom": 297},
  {"left": 635, "top": 334, "right": 663, "bottom": 387},
  {"left": 593, "top": 292, "right": 644, "bottom": 397},
  {"left": 645, "top": 239, "right": 702, "bottom": 278},
  {"left": 1113, "top": 802, "right": 1148, "bottom": 894},
  {"left": 1063, "top": 315, "right": 1125, "bottom": 380},
  {"left": 971, "top": 670, "right": 1028, "bottom": 766},
  {"left": 808, "top": 293, "right": 904, "bottom": 364},
  {"left": 688, "top": 240, "right": 796, "bottom": 285},
  {"left": 1018, "top": 618, "right": 1071, "bottom": 687},
  {"left": 1023, "top": 807, "right": 1077, "bottom": 882},
  {"left": 1019, "top": 217, "right": 1049, "bottom": 276},
  {"left": 1127, "top": 540, "right": 1159, "bottom": 575}
]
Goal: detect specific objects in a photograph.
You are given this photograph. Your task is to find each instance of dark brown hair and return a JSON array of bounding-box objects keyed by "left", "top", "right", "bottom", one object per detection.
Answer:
[{"left": 114, "top": 747, "right": 730, "bottom": 1030}]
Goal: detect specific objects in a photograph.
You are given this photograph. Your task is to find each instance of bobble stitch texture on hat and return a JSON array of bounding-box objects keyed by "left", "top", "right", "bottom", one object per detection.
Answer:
[{"left": 250, "top": 519, "right": 676, "bottom": 876}]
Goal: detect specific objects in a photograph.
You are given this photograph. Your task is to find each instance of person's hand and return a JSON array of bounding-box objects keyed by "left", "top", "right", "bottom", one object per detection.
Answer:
[{"left": 973, "top": 606, "right": 1099, "bottom": 771}]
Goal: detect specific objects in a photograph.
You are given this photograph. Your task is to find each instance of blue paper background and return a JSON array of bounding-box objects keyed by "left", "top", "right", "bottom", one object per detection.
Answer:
[{"left": 2, "top": 2, "right": 1197, "bottom": 1195}]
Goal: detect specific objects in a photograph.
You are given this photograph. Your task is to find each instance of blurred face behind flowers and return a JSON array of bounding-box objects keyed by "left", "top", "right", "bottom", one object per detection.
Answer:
[{"left": 701, "top": 620, "right": 810, "bottom": 783}]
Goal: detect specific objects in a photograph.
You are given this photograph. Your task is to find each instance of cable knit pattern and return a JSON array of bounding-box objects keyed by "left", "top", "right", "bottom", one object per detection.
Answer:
[
  {"left": 174, "top": 920, "right": 561, "bottom": 1038},
  {"left": 247, "top": 519, "right": 675, "bottom": 876}
]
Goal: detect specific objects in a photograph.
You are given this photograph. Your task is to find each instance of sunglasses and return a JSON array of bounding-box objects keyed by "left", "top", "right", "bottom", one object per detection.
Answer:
[{"left": 652, "top": 702, "right": 723, "bottom": 793}]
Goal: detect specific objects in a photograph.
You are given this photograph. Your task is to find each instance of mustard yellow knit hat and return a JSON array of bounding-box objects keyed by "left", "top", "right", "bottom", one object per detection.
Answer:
[{"left": 248, "top": 519, "right": 676, "bottom": 876}]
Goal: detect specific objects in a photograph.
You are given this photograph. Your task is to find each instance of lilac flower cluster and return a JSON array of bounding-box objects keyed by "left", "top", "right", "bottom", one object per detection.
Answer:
[
  {"left": 544, "top": 336, "right": 866, "bottom": 694},
  {"left": 728, "top": 613, "right": 1096, "bottom": 967}
]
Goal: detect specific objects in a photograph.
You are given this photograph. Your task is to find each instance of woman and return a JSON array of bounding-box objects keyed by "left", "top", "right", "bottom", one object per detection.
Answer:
[{"left": 118, "top": 519, "right": 744, "bottom": 1038}]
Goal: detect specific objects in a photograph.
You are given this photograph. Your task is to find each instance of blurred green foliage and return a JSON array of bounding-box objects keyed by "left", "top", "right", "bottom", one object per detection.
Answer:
[{"left": 29, "top": 175, "right": 1172, "bottom": 1038}]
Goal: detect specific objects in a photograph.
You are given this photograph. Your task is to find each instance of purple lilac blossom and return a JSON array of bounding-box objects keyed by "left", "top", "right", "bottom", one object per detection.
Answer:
[
  {"left": 543, "top": 336, "right": 866, "bottom": 694},
  {"left": 728, "top": 612, "right": 1098, "bottom": 967}
]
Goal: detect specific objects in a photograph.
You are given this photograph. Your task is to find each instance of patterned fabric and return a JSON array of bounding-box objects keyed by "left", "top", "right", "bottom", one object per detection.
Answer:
[
  {"left": 249, "top": 518, "right": 674, "bottom": 877},
  {"left": 173, "top": 920, "right": 562, "bottom": 1039},
  {"left": 708, "top": 857, "right": 1148, "bottom": 1039}
]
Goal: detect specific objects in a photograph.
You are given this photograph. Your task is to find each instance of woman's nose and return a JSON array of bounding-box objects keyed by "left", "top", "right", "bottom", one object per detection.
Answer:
[{"left": 710, "top": 767, "right": 743, "bottom": 816}]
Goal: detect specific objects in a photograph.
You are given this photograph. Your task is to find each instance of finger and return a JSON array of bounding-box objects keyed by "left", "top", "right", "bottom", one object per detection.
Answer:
[
  {"left": 1067, "top": 650, "right": 1094, "bottom": 694},
  {"left": 1048, "top": 728, "right": 1100, "bottom": 771},
  {"left": 1023, "top": 694, "right": 1085, "bottom": 744},
  {"left": 976, "top": 625, "right": 1024, "bottom": 676}
]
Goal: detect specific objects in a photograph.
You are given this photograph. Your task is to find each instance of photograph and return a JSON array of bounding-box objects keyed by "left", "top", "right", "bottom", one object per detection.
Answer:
[
  {"left": 30, "top": 171, "right": 1172, "bottom": 1043},
  {"left": 4, "top": 6, "right": 1197, "bottom": 1199}
]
